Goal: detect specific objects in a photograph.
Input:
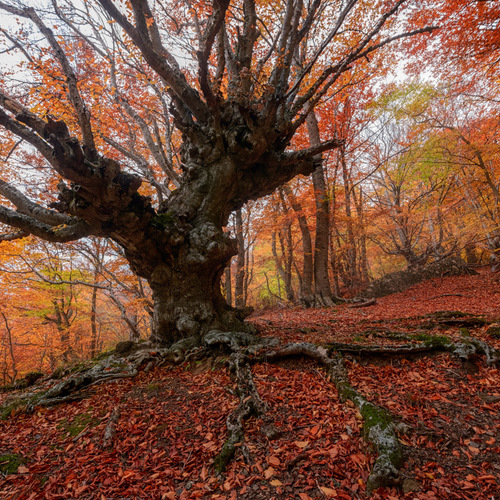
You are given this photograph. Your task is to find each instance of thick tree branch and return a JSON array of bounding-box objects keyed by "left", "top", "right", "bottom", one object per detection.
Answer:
[
  {"left": 197, "top": 0, "right": 231, "bottom": 106},
  {"left": 0, "top": 107, "right": 55, "bottom": 168},
  {"left": 281, "top": 137, "right": 343, "bottom": 165},
  {"left": 0, "top": 180, "right": 71, "bottom": 226},
  {"left": 0, "top": 230, "right": 28, "bottom": 242},
  {"left": 97, "top": 0, "right": 209, "bottom": 123},
  {"left": 236, "top": 0, "right": 259, "bottom": 92},
  {"left": 0, "top": 207, "right": 95, "bottom": 243},
  {"left": 0, "top": 2, "right": 98, "bottom": 159}
]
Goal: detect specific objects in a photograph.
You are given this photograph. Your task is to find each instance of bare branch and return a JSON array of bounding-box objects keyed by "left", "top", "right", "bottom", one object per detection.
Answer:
[
  {"left": 0, "top": 107, "right": 56, "bottom": 169},
  {"left": 0, "top": 180, "right": 71, "bottom": 226},
  {"left": 197, "top": 0, "right": 231, "bottom": 106},
  {"left": 284, "top": 0, "right": 358, "bottom": 101},
  {"left": 0, "top": 2, "right": 98, "bottom": 159},
  {"left": 0, "top": 206, "right": 95, "bottom": 243},
  {"left": 97, "top": 0, "right": 209, "bottom": 123}
]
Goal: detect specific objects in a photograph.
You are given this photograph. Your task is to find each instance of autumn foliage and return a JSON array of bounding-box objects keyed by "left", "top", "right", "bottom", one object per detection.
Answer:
[{"left": 0, "top": 0, "right": 499, "bottom": 498}]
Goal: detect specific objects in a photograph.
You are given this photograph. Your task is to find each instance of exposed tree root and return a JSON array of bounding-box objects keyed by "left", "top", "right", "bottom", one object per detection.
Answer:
[
  {"left": 325, "top": 334, "right": 499, "bottom": 366},
  {"left": 426, "top": 293, "right": 471, "bottom": 300},
  {"left": 256, "top": 342, "right": 403, "bottom": 493},
  {"left": 203, "top": 330, "right": 279, "bottom": 473},
  {"left": 348, "top": 298, "right": 377, "bottom": 308},
  {"left": 213, "top": 349, "right": 267, "bottom": 473},
  {"left": 0, "top": 340, "right": 204, "bottom": 418},
  {"left": 33, "top": 393, "right": 91, "bottom": 409},
  {"left": 2, "top": 327, "right": 498, "bottom": 496},
  {"left": 102, "top": 407, "right": 121, "bottom": 449}
]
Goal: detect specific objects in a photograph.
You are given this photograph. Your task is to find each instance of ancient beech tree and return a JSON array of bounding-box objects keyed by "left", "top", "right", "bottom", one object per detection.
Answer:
[{"left": 0, "top": 0, "right": 434, "bottom": 345}]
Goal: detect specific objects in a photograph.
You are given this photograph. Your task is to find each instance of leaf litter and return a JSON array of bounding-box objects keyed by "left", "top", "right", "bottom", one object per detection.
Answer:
[{"left": 1, "top": 270, "right": 499, "bottom": 499}]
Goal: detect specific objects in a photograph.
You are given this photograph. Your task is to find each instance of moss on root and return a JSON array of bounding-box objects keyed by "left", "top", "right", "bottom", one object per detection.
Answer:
[
  {"left": 213, "top": 435, "right": 242, "bottom": 474},
  {"left": 332, "top": 367, "right": 403, "bottom": 493},
  {"left": 0, "top": 391, "right": 46, "bottom": 420},
  {"left": 413, "top": 333, "right": 452, "bottom": 348},
  {"left": 0, "top": 453, "right": 25, "bottom": 475}
]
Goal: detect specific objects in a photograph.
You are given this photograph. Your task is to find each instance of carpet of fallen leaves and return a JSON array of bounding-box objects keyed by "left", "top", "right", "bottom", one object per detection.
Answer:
[{"left": 1, "top": 270, "right": 499, "bottom": 499}]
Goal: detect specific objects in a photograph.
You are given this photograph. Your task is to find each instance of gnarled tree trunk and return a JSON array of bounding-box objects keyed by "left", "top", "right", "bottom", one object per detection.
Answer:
[{"left": 149, "top": 256, "right": 254, "bottom": 346}]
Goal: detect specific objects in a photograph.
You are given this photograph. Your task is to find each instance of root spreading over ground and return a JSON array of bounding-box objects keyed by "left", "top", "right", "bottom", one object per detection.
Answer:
[{"left": 1, "top": 271, "right": 500, "bottom": 499}]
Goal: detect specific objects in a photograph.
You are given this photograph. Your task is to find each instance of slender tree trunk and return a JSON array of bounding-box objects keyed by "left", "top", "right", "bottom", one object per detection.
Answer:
[
  {"left": 306, "top": 112, "right": 335, "bottom": 306},
  {"left": 271, "top": 232, "right": 295, "bottom": 302},
  {"left": 225, "top": 264, "right": 232, "bottom": 307},
  {"left": 1, "top": 313, "right": 17, "bottom": 383},
  {"left": 52, "top": 299, "right": 72, "bottom": 363},
  {"left": 329, "top": 175, "right": 342, "bottom": 296},
  {"left": 235, "top": 209, "right": 246, "bottom": 309},
  {"left": 278, "top": 190, "right": 296, "bottom": 302},
  {"left": 353, "top": 187, "right": 370, "bottom": 285},
  {"left": 90, "top": 282, "right": 98, "bottom": 358},
  {"left": 341, "top": 148, "right": 358, "bottom": 289},
  {"left": 244, "top": 248, "right": 253, "bottom": 306},
  {"left": 108, "top": 291, "right": 142, "bottom": 342},
  {"left": 282, "top": 184, "right": 314, "bottom": 305}
]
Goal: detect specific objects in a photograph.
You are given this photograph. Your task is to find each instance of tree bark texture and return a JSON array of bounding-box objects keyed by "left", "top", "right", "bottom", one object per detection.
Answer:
[
  {"left": 234, "top": 209, "right": 246, "bottom": 309},
  {"left": 306, "top": 112, "right": 334, "bottom": 306}
]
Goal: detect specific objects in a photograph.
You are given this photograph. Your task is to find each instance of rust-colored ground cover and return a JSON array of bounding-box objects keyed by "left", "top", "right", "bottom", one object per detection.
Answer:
[{"left": 1, "top": 271, "right": 499, "bottom": 499}]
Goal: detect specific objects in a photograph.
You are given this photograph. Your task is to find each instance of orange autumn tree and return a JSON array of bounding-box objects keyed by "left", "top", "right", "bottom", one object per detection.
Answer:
[
  {"left": 365, "top": 80, "right": 500, "bottom": 271},
  {"left": 407, "top": 0, "right": 500, "bottom": 81},
  {"left": 0, "top": 234, "right": 156, "bottom": 376},
  {"left": 0, "top": 0, "right": 437, "bottom": 346}
]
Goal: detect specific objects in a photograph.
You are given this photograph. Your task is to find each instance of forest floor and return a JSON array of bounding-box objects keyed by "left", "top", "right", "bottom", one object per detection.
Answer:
[{"left": 1, "top": 270, "right": 499, "bottom": 499}]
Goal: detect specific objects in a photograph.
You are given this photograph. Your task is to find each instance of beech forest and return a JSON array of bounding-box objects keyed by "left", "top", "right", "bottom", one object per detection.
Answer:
[{"left": 0, "top": 0, "right": 499, "bottom": 499}]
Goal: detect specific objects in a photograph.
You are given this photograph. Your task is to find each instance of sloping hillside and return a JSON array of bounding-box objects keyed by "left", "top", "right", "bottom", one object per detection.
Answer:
[{"left": 1, "top": 271, "right": 499, "bottom": 499}]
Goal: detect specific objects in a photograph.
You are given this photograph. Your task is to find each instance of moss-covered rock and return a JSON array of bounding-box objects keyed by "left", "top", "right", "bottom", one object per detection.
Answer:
[
  {"left": 115, "top": 340, "right": 136, "bottom": 356},
  {"left": 363, "top": 257, "right": 475, "bottom": 299}
]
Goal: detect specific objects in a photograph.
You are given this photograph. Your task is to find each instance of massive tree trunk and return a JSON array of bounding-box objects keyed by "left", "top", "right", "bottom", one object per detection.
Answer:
[
  {"left": 149, "top": 261, "right": 253, "bottom": 346},
  {"left": 130, "top": 210, "right": 256, "bottom": 346}
]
